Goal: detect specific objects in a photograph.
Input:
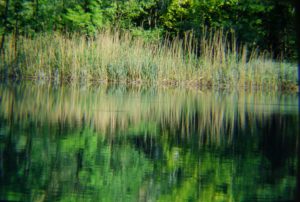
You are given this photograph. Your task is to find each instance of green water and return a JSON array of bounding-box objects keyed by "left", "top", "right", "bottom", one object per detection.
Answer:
[{"left": 0, "top": 83, "right": 299, "bottom": 202}]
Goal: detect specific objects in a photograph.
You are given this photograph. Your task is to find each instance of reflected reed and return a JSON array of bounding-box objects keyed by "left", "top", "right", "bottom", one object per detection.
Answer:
[{"left": 0, "top": 83, "right": 298, "bottom": 145}]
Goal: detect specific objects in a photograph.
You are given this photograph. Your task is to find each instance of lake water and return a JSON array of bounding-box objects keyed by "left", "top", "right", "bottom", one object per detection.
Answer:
[{"left": 0, "top": 83, "right": 299, "bottom": 202}]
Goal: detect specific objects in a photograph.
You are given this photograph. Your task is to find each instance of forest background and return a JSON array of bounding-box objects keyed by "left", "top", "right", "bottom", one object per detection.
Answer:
[{"left": 0, "top": 0, "right": 297, "bottom": 60}]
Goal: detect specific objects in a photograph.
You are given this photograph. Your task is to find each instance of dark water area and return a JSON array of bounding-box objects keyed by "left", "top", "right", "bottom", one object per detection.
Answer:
[{"left": 0, "top": 83, "right": 299, "bottom": 202}]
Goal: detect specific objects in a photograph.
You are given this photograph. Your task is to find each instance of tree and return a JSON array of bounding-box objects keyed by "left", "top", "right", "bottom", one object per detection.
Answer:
[
  {"left": 64, "top": 0, "right": 103, "bottom": 35},
  {"left": 0, "top": 0, "right": 10, "bottom": 54}
]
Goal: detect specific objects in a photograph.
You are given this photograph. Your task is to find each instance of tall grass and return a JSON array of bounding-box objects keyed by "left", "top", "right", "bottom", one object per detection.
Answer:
[{"left": 0, "top": 30, "right": 298, "bottom": 90}]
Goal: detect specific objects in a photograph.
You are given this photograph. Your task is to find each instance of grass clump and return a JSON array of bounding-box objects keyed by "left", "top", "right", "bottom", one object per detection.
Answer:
[{"left": 0, "top": 29, "right": 298, "bottom": 90}]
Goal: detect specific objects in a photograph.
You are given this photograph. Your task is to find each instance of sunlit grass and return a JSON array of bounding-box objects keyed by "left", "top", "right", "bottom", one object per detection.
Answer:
[{"left": 0, "top": 30, "right": 298, "bottom": 90}]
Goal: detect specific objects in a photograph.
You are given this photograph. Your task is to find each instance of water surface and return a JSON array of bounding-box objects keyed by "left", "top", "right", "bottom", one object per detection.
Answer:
[{"left": 0, "top": 83, "right": 299, "bottom": 201}]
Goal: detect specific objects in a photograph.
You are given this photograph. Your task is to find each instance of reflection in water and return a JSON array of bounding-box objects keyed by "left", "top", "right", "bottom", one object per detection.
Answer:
[{"left": 0, "top": 83, "right": 298, "bottom": 201}]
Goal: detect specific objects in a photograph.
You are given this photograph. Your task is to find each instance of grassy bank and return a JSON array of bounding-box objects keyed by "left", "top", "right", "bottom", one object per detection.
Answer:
[{"left": 0, "top": 30, "right": 298, "bottom": 90}]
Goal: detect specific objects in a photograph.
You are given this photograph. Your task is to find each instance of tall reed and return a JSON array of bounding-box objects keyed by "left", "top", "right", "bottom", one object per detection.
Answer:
[{"left": 0, "top": 30, "right": 298, "bottom": 90}]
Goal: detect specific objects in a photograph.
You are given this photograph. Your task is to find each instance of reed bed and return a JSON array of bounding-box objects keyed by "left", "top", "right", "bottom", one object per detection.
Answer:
[{"left": 0, "top": 30, "right": 298, "bottom": 90}]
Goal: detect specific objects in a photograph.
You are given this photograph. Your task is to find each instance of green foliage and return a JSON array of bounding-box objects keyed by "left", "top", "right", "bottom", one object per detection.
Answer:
[
  {"left": 0, "top": 0, "right": 297, "bottom": 59},
  {"left": 130, "top": 27, "right": 163, "bottom": 42},
  {"left": 64, "top": 0, "right": 103, "bottom": 35},
  {"left": 161, "top": 0, "right": 193, "bottom": 32}
]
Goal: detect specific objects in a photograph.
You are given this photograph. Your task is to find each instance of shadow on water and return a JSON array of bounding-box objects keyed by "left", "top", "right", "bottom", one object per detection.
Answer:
[{"left": 0, "top": 83, "right": 299, "bottom": 201}]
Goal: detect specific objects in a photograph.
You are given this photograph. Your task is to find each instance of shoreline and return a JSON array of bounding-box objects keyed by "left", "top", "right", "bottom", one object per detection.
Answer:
[{"left": 0, "top": 77, "right": 298, "bottom": 93}]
